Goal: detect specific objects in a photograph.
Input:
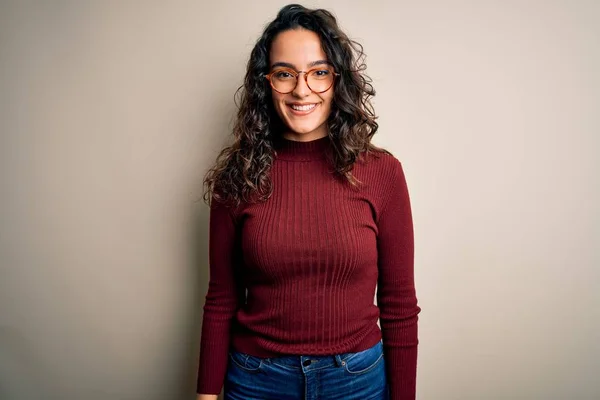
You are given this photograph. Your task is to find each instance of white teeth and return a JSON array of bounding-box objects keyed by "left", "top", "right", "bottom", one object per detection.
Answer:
[{"left": 290, "top": 103, "right": 317, "bottom": 111}]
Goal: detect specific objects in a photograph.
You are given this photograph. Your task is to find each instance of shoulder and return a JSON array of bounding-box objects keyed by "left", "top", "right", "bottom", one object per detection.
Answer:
[
  {"left": 210, "top": 188, "right": 245, "bottom": 223},
  {"left": 355, "top": 147, "right": 405, "bottom": 187},
  {"left": 353, "top": 147, "right": 410, "bottom": 219}
]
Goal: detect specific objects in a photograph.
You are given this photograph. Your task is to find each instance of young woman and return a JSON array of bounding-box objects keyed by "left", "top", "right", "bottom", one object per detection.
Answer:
[{"left": 196, "top": 4, "right": 420, "bottom": 400}]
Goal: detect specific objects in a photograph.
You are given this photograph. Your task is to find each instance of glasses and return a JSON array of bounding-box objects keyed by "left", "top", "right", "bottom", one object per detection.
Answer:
[{"left": 264, "top": 66, "right": 340, "bottom": 94}]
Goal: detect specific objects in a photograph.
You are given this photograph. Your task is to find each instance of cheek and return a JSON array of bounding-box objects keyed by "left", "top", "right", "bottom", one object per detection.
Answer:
[
  {"left": 272, "top": 93, "right": 287, "bottom": 114},
  {"left": 322, "top": 89, "right": 334, "bottom": 105},
  {"left": 320, "top": 92, "right": 334, "bottom": 112}
]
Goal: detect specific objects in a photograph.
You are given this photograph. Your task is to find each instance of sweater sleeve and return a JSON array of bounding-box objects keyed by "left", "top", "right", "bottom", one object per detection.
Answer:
[
  {"left": 196, "top": 197, "right": 243, "bottom": 394},
  {"left": 376, "top": 159, "right": 421, "bottom": 400}
]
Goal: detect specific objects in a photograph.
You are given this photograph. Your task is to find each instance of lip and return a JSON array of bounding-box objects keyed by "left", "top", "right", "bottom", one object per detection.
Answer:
[{"left": 286, "top": 102, "right": 319, "bottom": 116}]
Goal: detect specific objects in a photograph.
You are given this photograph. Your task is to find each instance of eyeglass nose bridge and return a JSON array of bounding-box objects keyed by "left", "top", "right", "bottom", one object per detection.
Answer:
[{"left": 292, "top": 71, "right": 312, "bottom": 91}]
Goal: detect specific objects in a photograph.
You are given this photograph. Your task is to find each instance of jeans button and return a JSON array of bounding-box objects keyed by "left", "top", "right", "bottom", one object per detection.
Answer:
[{"left": 302, "top": 359, "right": 311, "bottom": 366}]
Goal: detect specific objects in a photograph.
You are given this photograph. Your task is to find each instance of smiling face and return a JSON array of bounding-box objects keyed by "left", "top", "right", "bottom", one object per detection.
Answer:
[{"left": 269, "top": 28, "right": 335, "bottom": 142}]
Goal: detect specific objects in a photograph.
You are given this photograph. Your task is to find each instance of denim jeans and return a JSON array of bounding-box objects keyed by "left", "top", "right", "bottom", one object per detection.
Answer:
[{"left": 224, "top": 339, "right": 388, "bottom": 400}]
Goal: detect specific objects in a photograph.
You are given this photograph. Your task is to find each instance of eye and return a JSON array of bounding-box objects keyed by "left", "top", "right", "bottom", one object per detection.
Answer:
[
  {"left": 309, "top": 69, "right": 332, "bottom": 80},
  {"left": 273, "top": 70, "right": 295, "bottom": 80}
]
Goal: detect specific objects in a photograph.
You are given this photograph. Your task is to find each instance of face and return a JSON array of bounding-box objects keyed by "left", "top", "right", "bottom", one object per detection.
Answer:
[{"left": 269, "top": 29, "right": 335, "bottom": 142}]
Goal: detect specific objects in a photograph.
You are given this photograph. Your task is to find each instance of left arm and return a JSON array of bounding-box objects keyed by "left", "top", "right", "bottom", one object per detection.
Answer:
[{"left": 376, "top": 160, "right": 421, "bottom": 400}]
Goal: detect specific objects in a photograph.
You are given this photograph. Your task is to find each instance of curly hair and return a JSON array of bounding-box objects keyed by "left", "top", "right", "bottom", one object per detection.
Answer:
[{"left": 202, "top": 3, "right": 390, "bottom": 207}]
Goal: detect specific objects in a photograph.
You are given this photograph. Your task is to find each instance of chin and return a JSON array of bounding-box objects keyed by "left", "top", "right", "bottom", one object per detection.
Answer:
[
  {"left": 283, "top": 116, "right": 327, "bottom": 134},
  {"left": 285, "top": 121, "right": 326, "bottom": 136}
]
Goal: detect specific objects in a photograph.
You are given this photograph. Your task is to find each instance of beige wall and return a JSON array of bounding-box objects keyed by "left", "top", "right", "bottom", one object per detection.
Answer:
[{"left": 1, "top": 1, "right": 598, "bottom": 399}]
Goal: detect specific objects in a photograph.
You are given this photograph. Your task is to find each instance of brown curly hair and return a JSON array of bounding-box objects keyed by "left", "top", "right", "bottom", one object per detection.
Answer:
[{"left": 202, "top": 4, "right": 390, "bottom": 207}]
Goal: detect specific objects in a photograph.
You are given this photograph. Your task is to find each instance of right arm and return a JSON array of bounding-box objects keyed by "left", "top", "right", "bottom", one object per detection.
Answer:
[{"left": 196, "top": 198, "right": 242, "bottom": 396}]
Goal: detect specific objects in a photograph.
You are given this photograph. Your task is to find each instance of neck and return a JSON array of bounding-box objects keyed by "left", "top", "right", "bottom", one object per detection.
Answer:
[{"left": 281, "top": 127, "right": 328, "bottom": 142}]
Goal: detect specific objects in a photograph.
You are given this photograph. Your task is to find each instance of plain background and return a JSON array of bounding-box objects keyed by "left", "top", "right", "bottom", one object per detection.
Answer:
[{"left": 1, "top": 1, "right": 598, "bottom": 399}]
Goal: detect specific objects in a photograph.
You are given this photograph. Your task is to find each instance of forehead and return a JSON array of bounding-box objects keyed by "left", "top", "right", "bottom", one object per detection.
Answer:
[{"left": 269, "top": 29, "right": 327, "bottom": 67}]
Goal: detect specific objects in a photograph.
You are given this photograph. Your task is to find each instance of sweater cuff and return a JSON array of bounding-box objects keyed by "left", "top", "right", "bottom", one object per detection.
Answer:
[{"left": 384, "top": 344, "right": 418, "bottom": 400}]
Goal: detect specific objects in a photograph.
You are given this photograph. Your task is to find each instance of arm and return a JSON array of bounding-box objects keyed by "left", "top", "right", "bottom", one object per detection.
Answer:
[
  {"left": 196, "top": 198, "right": 242, "bottom": 395},
  {"left": 376, "top": 160, "right": 421, "bottom": 400}
]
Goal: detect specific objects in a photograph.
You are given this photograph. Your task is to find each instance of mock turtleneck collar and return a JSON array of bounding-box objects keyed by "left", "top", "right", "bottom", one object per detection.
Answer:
[{"left": 273, "top": 135, "right": 332, "bottom": 161}]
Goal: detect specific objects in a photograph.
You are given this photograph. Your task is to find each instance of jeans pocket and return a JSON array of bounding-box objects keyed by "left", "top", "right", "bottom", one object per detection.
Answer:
[
  {"left": 342, "top": 341, "right": 384, "bottom": 375},
  {"left": 229, "top": 351, "right": 263, "bottom": 373}
]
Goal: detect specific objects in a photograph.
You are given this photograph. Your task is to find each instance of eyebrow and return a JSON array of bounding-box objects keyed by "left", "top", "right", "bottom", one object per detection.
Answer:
[{"left": 270, "top": 60, "right": 331, "bottom": 69}]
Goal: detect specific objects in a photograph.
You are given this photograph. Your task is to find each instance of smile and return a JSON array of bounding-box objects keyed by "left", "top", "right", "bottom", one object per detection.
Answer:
[{"left": 287, "top": 103, "right": 319, "bottom": 115}]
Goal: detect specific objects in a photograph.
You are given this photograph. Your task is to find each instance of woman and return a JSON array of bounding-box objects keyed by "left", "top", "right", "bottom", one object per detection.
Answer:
[{"left": 196, "top": 4, "right": 420, "bottom": 400}]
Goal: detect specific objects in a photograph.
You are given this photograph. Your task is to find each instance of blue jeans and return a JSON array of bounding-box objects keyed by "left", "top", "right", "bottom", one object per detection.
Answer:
[{"left": 224, "top": 340, "right": 389, "bottom": 400}]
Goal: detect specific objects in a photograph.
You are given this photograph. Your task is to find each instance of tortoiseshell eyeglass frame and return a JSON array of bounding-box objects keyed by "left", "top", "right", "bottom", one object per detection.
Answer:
[{"left": 264, "top": 66, "right": 340, "bottom": 94}]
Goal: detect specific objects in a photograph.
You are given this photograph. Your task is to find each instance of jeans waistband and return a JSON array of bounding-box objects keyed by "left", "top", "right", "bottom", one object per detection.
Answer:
[{"left": 250, "top": 339, "right": 383, "bottom": 370}]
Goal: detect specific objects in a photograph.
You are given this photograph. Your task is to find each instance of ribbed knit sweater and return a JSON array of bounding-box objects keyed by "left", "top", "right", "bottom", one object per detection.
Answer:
[{"left": 196, "top": 135, "right": 420, "bottom": 399}]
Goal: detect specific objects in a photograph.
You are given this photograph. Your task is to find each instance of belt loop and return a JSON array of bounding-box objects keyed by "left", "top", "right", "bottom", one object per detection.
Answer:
[{"left": 334, "top": 354, "right": 343, "bottom": 367}]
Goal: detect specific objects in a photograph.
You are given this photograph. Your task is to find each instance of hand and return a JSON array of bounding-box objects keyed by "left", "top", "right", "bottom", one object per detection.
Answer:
[{"left": 196, "top": 394, "right": 218, "bottom": 400}]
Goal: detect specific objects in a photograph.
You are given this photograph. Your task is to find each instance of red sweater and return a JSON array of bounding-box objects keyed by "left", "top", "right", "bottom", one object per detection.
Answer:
[{"left": 197, "top": 135, "right": 420, "bottom": 399}]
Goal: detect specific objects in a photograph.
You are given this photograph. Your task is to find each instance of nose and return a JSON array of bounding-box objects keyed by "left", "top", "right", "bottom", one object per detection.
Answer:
[{"left": 291, "top": 72, "right": 311, "bottom": 98}]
